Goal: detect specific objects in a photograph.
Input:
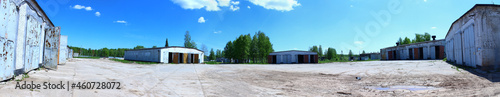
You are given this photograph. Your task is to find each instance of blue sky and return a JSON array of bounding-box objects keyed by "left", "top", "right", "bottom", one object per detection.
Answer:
[{"left": 37, "top": 0, "right": 499, "bottom": 54}]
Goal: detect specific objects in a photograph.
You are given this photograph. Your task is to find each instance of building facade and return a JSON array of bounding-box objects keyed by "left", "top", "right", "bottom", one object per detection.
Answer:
[
  {"left": 381, "top": 39, "right": 445, "bottom": 60},
  {"left": 268, "top": 50, "right": 318, "bottom": 64},
  {"left": 445, "top": 4, "right": 500, "bottom": 70},
  {"left": 0, "top": 0, "right": 63, "bottom": 81},
  {"left": 360, "top": 53, "right": 381, "bottom": 60},
  {"left": 124, "top": 47, "right": 204, "bottom": 64}
]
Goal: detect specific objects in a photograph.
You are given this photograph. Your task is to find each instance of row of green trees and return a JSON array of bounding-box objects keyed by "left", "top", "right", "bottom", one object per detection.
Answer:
[
  {"left": 217, "top": 31, "right": 273, "bottom": 63},
  {"left": 309, "top": 45, "right": 340, "bottom": 61},
  {"left": 398, "top": 32, "right": 432, "bottom": 45},
  {"left": 68, "top": 46, "right": 131, "bottom": 57}
]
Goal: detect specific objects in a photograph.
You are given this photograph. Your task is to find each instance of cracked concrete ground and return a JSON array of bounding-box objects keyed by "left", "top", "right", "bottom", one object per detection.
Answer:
[{"left": 0, "top": 58, "right": 499, "bottom": 96}]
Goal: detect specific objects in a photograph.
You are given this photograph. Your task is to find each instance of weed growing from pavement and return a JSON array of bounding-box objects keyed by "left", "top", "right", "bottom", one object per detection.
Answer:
[{"left": 15, "top": 73, "right": 30, "bottom": 82}]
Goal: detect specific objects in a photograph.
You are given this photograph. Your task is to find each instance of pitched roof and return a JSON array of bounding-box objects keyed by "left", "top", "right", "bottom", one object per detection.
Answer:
[{"left": 445, "top": 4, "right": 500, "bottom": 38}]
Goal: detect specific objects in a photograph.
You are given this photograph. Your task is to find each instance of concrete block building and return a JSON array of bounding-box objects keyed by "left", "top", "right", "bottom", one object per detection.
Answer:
[
  {"left": 381, "top": 39, "right": 445, "bottom": 60},
  {"left": 268, "top": 50, "right": 318, "bottom": 64},
  {"left": 124, "top": 47, "right": 204, "bottom": 64},
  {"left": 445, "top": 4, "right": 500, "bottom": 70},
  {"left": 0, "top": 0, "right": 62, "bottom": 81}
]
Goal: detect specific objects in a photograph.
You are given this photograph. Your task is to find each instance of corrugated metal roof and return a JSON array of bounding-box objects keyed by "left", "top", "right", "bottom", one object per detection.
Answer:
[{"left": 445, "top": 4, "right": 500, "bottom": 38}]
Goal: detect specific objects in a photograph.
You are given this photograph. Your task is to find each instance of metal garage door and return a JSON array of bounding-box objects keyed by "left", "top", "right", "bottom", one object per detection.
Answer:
[
  {"left": 463, "top": 25, "right": 475, "bottom": 67},
  {"left": 44, "top": 27, "right": 60, "bottom": 70},
  {"left": 454, "top": 31, "right": 463, "bottom": 65}
]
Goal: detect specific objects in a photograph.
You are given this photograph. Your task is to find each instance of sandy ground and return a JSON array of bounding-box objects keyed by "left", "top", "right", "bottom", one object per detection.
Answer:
[{"left": 0, "top": 58, "right": 499, "bottom": 97}]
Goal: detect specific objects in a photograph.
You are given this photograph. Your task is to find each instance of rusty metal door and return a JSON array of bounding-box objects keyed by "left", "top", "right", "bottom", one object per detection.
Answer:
[
  {"left": 194, "top": 54, "right": 199, "bottom": 63},
  {"left": 0, "top": 0, "right": 17, "bottom": 80},
  {"left": 173, "top": 53, "right": 178, "bottom": 63},
  {"left": 25, "top": 15, "right": 42, "bottom": 71},
  {"left": 43, "top": 27, "right": 60, "bottom": 69}
]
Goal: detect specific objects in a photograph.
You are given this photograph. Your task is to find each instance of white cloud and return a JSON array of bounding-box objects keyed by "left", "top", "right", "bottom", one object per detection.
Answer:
[
  {"left": 424, "top": 0, "right": 427, "bottom": 2},
  {"left": 95, "top": 12, "right": 101, "bottom": 17},
  {"left": 72, "top": 5, "right": 93, "bottom": 11},
  {"left": 73, "top": 5, "right": 85, "bottom": 9},
  {"left": 248, "top": 0, "right": 301, "bottom": 11},
  {"left": 214, "top": 31, "right": 222, "bottom": 34},
  {"left": 198, "top": 17, "right": 206, "bottom": 23},
  {"left": 115, "top": 20, "right": 127, "bottom": 24},
  {"left": 85, "top": 7, "right": 93, "bottom": 11},
  {"left": 218, "top": 0, "right": 231, "bottom": 7},
  {"left": 231, "top": 1, "right": 240, "bottom": 5},
  {"left": 247, "top": 6, "right": 251, "bottom": 9},
  {"left": 431, "top": 27, "right": 437, "bottom": 29},
  {"left": 354, "top": 41, "right": 364, "bottom": 45},
  {"left": 230, "top": 5, "right": 240, "bottom": 11},
  {"left": 171, "top": 0, "right": 221, "bottom": 11}
]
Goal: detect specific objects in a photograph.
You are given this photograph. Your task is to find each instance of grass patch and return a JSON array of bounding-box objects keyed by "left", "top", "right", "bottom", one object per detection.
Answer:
[
  {"left": 74, "top": 56, "right": 101, "bottom": 59},
  {"left": 15, "top": 73, "right": 30, "bottom": 82},
  {"left": 204, "top": 61, "right": 222, "bottom": 64},
  {"left": 109, "top": 59, "right": 158, "bottom": 64}
]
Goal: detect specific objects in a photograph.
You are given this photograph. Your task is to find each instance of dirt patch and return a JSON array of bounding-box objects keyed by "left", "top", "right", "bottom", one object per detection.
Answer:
[{"left": 203, "top": 69, "right": 500, "bottom": 96}]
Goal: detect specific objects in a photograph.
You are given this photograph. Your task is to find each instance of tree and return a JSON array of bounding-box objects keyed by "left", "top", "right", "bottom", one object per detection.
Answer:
[
  {"left": 309, "top": 46, "right": 319, "bottom": 54},
  {"left": 257, "top": 31, "right": 273, "bottom": 62},
  {"left": 209, "top": 48, "right": 216, "bottom": 61},
  {"left": 319, "top": 45, "right": 323, "bottom": 57},
  {"left": 250, "top": 33, "right": 259, "bottom": 63},
  {"left": 102, "top": 48, "right": 109, "bottom": 57},
  {"left": 348, "top": 50, "right": 353, "bottom": 57},
  {"left": 403, "top": 37, "right": 411, "bottom": 45},
  {"left": 224, "top": 41, "right": 233, "bottom": 61},
  {"left": 362, "top": 50, "right": 366, "bottom": 54},
  {"left": 134, "top": 45, "right": 145, "bottom": 49},
  {"left": 165, "top": 38, "right": 169, "bottom": 47},
  {"left": 326, "top": 48, "right": 337, "bottom": 60},
  {"left": 184, "top": 31, "right": 197, "bottom": 48},
  {"left": 152, "top": 46, "right": 157, "bottom": 48},
  {"left": 233, "top": 34, "right": 251, "bottom": 63},
  {"left": 216, "top": 49, "right": 222, "bottom": 58},
  {"left": 415, "top": 34, "right": 425, "bottom": 43},
  {"left": 398, "top": 37, "right": 403, "bottom": 45},
  {"left": 424, "top": 32, "right": 431, "bottom": 41}
]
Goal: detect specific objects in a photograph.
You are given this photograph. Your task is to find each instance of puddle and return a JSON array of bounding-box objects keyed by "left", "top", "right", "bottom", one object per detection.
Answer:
[{"left": 367, "top": 85, "right": 438, "bottom": 91}]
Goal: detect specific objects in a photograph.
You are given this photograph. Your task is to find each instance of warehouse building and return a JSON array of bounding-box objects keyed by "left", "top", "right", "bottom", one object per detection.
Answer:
[
  {"left": 381, "top": 38, "right": 445, "bottom": 60},
  {"left": 360, "top": 53, "right": 381, "bottom": 60},
  {"left": 445, "top": 4, "right": 500, "bottom": 70},
  {"left": 124, "top": 47, "right": 204, "bottom": 64},
  {"left": 0, "top": 0, "right": 63, "bottom": 81},
  {"left": 267, "top": 50, "right": 318, "bottom": 64}
]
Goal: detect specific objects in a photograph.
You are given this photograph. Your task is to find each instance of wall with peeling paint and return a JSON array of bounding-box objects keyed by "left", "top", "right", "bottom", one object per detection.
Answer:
[
  {"left": 445, "top": 5, "right": 500, "bottom": 71},
  {"left": 58, "top": 35, "right": 67, "bottom": 64},
  {"left": 0, "top": 0, "right": 61, "bottom": 81}
]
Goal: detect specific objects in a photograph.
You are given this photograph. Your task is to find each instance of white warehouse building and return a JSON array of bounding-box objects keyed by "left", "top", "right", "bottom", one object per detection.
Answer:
[
  {"left": 445, "top": 4, "right": 500, "bottom": 70},
  {"left": 268, "top": 50, "right": 318, "bottom": 64},
  {"left": 124, "top": 47, "right": 204, "bottom": 64}
]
